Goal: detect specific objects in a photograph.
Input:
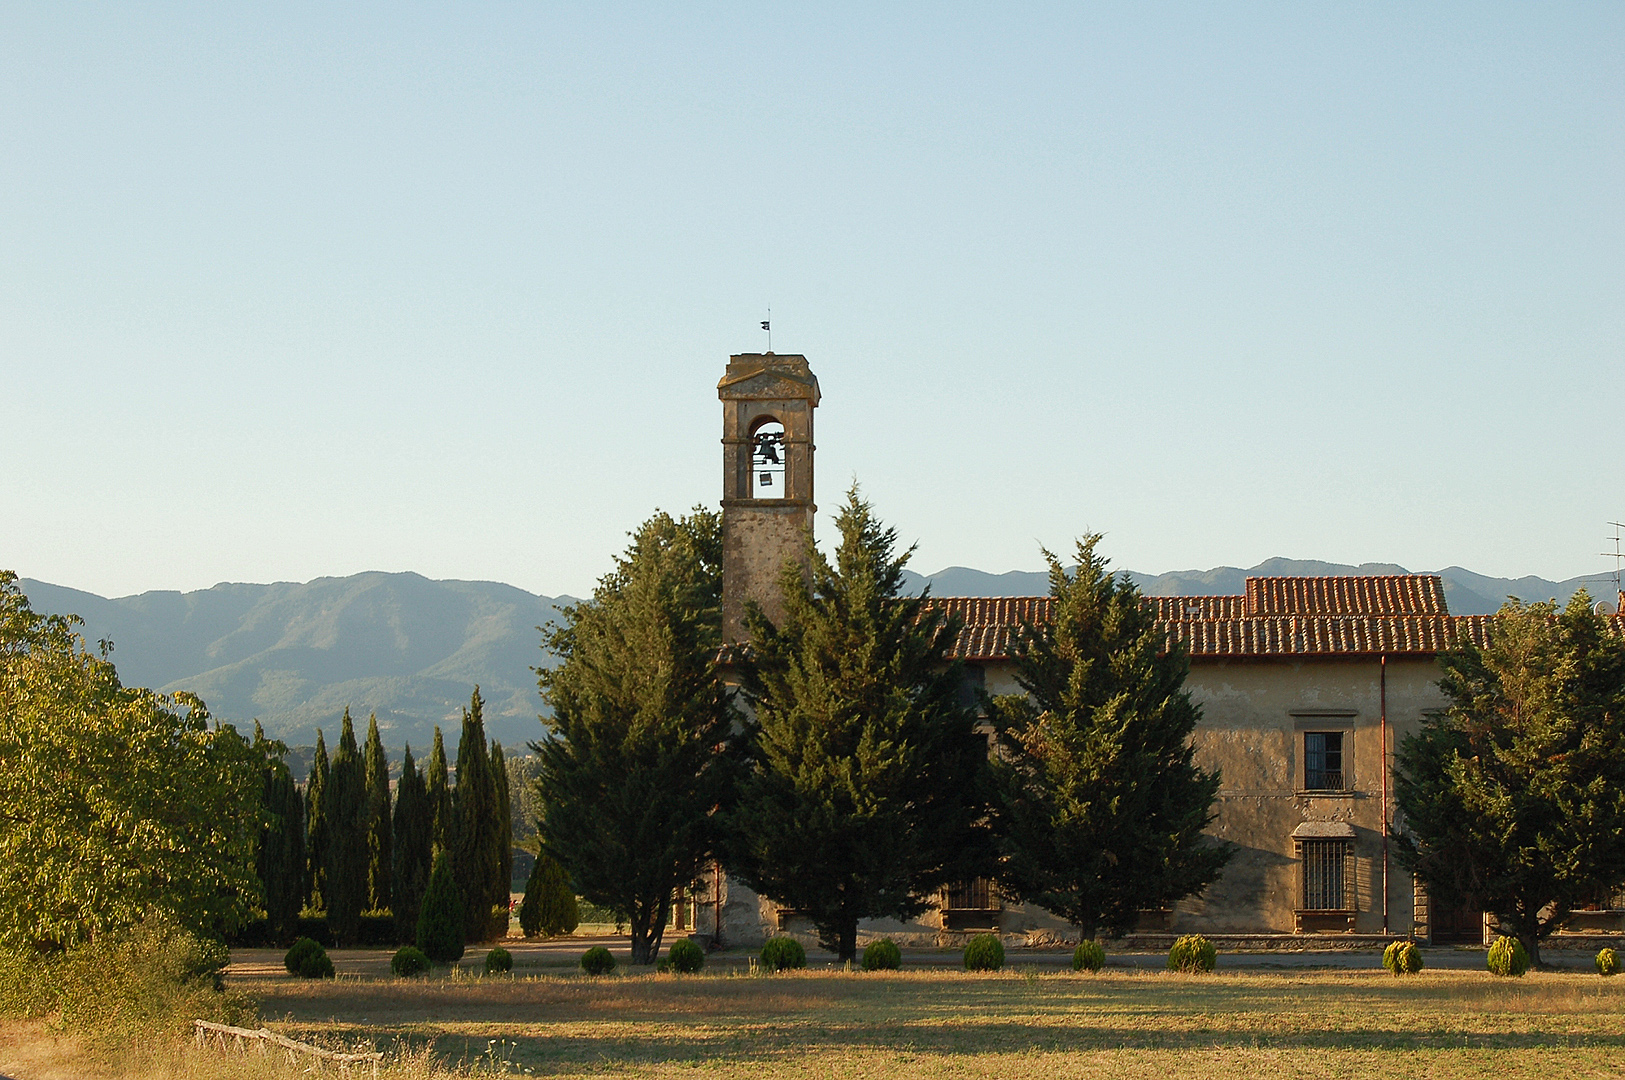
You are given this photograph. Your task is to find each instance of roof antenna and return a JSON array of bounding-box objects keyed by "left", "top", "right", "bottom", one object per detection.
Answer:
[
  {"left": 761, "top": 307, "right": 771, "bottom": 353},
  {"left": 1604, "top": 521, "right": 1624, "bottom": 609}
]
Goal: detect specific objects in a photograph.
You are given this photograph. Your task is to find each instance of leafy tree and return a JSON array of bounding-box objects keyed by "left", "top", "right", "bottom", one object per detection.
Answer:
[
  {"left": 253, "top": 723, "right": 305, "bottom": 940},
  {"left": 392, "top": 744, "right": 433, "bottom": 940},
  {"left": 362, "top": 713, "right": 392, "bottom": 912},
  {"left": 304, "top": 730, "right": 330, "bottom": 911},
  {"left": 534, "top": 508, "right": 739, "bottom": 965},
  {"left": 415, "top": 850, "right": 464, "bottom": 963},
  {"left": 425, "top": 726, "right": 454, "bottom": 855},
  {"left": 0, "top": 571, "right": 262, "bottom": 951},
  {"left": 1395, "top": 593, "right": 1625, "bottom": 967},
  {"left": 453, "top": 687, "right": 502, "bottom": 941},
  {"left": 987, "top": 537, "right": 1232, "bottom": 940},
  {"left": 324, "top": 709, "right": 367, "bottom": 944},
  {"left": 728, "top": 488, "right": 990, "bottom": 962}
]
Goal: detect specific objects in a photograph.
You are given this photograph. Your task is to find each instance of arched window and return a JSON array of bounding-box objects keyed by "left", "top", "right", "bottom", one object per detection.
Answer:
[{"left": 751, "top": 420, "right": 785, "bottom": 499}]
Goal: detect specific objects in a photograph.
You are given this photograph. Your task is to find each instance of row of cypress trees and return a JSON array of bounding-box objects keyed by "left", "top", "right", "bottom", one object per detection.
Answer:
[{"left": 256, "top": 687, "right": 512, "bottom": 946}]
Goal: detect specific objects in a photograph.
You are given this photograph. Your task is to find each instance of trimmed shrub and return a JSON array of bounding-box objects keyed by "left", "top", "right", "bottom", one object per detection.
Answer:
[
  {"left": 391, "top": 946, "right": 431, "bottom": 977},
  {"left": 581, "top": 945, "right": 616, "bottom": 976},
  {"left": 1382, "top": 940, "right": 1423, "bottom": 976},
  {"left": 760, "top": 936, "right": 807, "bottom": 972},
  {"left": 1073, "top": 940, "right": 1105, "bottom": 973},
  {"left": 283, "top": 937, "right": 324, "bottom": 976},
  {"left": 668, "top": 938, "right": 705, "bottom": 974},
  {"left": 1596, "top": 948, "right": 1620, "bottom": 977},
  {"left": 416, "top": 851, "right": 466, "bottom": 964},
  {"left": 484, "top": 947, "right": 513, "bottom": 975},
  {"left": 520, "top": 854, "right": 581, "bottom": 938},
  {"left": 1167, "top": 934, "right": 1217, "bottom": 973},
  {"left": 862, "top": 938, "right": 902, "bottom": 971},
  {"left": 293, "top": 941, "right": 334, "bottom": 979},
  {"left": 1487, "top": 936, "right": 1530, "bottom": 977},
  {"left": 963, "top": 933, "right": 1004, "bottom": 972}
]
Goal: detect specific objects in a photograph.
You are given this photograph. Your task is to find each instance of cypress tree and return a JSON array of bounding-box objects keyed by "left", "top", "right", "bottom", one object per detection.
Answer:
[
  {"left": 392, "top": 744, "right": 433, "bottom": 941},
  {"left": 416, "top": 849, "right": 465, "bottom": 963},
  {"left": 728, "top": 487, "right": 989, "bottom": 962},
  {"left": 426, "top": 726, "right": 454, "bottom": 855},
  {"left": 491, "top": 741, "right": 514, "bottom": 901},
  {"left": 519, "top": 853, "right": 580, "bottom": 938},
  {"left": 987, "top": 535, "right": 1233, "bottom": 939},
  {"left": 325, "top": 708, "right": 367, "bottom": 944},
  {"left": 254, "top": 723, "right": 305, "bottom": 940},
  {"left": 453, "top": 687, "right": 501, "bottom": 941},
  {"left": 363, "top": 713, "right": 393, "bottom": 913},
  {"left": 304, "top": 730, "right": 330, "bottom": 912}
]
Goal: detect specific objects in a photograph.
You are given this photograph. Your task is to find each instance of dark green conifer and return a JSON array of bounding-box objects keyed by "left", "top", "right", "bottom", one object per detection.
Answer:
[
  {"left": 416, "top": 849, "right": 465, "bottom": 963},
  {"left": 325, "top": 708, "right": 367, "bottom": 944},
  {"left": 425, "top": 726, "right": 454, "bottom": 855},
  {"left": 519, "top": 853, "right": 580, "bottom": 938},
  {"left": 254, "top": 722, "right": 305, "bottom": 940},
  {"left": 363, "top": 713, "right": 392, "bottom": 912},
  {"left": 304, "top": 730, "right": 330, "bottom": 912},
  {"left": 491, "top": 741, "right": 514, "bottom": 898},
  {"left": 728, "top": 487, "right": 988, "bottom": 962},
  {"left": 392, "top": 744, "right": 433, "bottom": 941},
  {"left": 453, "top": 687, "right": 501, "bottom": 941}
]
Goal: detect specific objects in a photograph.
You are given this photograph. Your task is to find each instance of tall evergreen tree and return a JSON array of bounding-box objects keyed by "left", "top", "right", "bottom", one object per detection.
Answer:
[
  {"left": 453, "top": 687, "right": 501, "bottom": 941},
  {"left": 987, "top": 536, "right": 1232, "bottom": 940},
  {"left": 491, "top": 741, "right": 514, "bottom": 900},
  {"left": 392, "top": 744, "right": 433, "bottom": 941},
  {"left": 1395, "top": 593, "right": 1625, "bottom": 967},
  {"left": 254, "top": 722, "right": 305, "bottom": 940},
  {"left": 324, "top": 708, "right": 367, "bottom": 944},
  {"left": 426, "top": 726, "right": 454, "bottom": 856},
  {"left": 304, "top": 730, "right": 330, "bottom": 912},
  {"left": 728, "top": 488, "right": 988, "bottom": 962},
  {"left": 534, "top": 508, "right": 739, "bottom": 965},
  {"left": 362, "top": 713, "right": 393, "bottom": 912}
]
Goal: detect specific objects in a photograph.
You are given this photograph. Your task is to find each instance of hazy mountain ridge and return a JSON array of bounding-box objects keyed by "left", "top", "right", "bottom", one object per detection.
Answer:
[{"left": 19, "top": 561, "right": 1613, "bottom": 751}]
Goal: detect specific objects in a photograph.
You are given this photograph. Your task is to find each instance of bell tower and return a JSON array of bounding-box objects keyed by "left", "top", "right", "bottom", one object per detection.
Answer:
[{"left": 718, "top": 352, "right": 820, "bottom": 642}]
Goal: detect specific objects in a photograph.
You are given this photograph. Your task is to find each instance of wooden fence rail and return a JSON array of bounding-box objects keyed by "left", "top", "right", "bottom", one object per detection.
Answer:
[{"left": 193, "top": 1019, "right": 383, "bottom": 1076}]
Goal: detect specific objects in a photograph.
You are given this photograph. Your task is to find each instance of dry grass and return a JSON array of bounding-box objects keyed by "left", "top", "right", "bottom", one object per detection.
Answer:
[{"left": 7, "top": 967, "right": 1624, "bottom": 1079}]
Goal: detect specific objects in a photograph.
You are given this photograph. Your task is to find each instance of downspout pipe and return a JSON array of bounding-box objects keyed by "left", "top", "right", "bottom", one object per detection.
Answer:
[{"left": 1381, "top": 653, "right": 1390, "bottom": 936}]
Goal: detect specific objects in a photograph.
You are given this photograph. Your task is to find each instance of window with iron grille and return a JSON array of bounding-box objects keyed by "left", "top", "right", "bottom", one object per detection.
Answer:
[
  {"left": 1300, "top": 839, "right": 1350, "bottom": 910},
  {"left": 1304, "top": 731, "right": 1344, "bottom": 791},
  {"left": 945, "top": 878, "right": 994, "bottom": 910}
]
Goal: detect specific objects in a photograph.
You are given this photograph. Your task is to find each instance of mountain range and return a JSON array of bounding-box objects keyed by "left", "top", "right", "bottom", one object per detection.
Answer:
[{"left": 18, "top": 562, "right": 1613, "bottom": 753}]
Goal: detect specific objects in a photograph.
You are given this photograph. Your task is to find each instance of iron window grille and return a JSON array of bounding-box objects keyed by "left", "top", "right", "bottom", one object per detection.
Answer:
[{"left": 1300, "top": 839, "right": 1352, "bottom": 911}]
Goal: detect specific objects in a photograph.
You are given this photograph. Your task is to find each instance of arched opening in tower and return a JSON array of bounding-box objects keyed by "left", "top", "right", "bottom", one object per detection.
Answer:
[{"left": 751, "top": 419, "right": 785, "bottom": 499}]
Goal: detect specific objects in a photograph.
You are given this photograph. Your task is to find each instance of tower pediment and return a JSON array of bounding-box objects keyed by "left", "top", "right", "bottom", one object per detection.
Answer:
[{"left": 717, "top": 354, "right": 821, "bottom": 405}]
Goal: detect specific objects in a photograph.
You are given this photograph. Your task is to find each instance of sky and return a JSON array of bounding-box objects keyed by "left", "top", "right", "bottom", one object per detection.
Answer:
[{"left": 2, "top": 3, "right": 1621, "bottom": 600}]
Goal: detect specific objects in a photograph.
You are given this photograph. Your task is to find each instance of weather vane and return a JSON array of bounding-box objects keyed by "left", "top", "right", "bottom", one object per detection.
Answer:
[{"left": 761, "top": 307, "right": 771, "bottom": 352}]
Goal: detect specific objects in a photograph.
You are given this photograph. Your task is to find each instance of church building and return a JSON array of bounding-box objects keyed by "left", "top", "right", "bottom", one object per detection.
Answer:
[{"left": 691, "top": 351, "right": 1615, "bottom": 949}]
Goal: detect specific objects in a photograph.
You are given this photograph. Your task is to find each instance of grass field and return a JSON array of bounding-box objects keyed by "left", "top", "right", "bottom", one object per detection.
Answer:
[{"left": 5, "top": 961, "right": 1623, "bottom": 1079}]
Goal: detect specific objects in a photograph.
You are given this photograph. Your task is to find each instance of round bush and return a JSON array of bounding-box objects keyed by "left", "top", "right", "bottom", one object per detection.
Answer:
[
  {"left": 1487, "top": 936, "right": 1530, "bottom": 977},
  {"left": 760, "top": 936, "right": 807, "bottom": 972},
  {"left": 667, "top": 937, "right": 705, "bottom": 974},
  {"left": 581, "top": 945, "right": 616, "bottom": 976},
  {"left": 862, "top": 938, "right": 902, "bottom": 972},
  {"left": 295, "top": 942, "right": 334, "bottom": 979},
  {"left": 1073, "top": 940, "right": 1105, "bottom": 973},
  {"left": 283, "top": 936, "right": 324, "bottom": 976},
  {"left": 390, "top": 946, "right": 431, "bottom": 977},
  {"left": 1596, "top": 948, "right": 1619, "bottom": 977},
  {"left": 1167, "top": 934, "right": 1217, "bottom": 973},
  {"left": 1381, "top": 940, "right": 1423, "bottom": 976},
  {"left": 963, "top": 933, "right": 1005, "bottom": 972},
  {"left": 484, "top": 946, "right": 513, "bottom": 975}
]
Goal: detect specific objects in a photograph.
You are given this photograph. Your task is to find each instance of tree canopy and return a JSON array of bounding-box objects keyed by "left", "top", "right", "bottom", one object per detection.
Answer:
[
  {"left": 987, "top": 537, "right": 1231, "bottom": 939},
  {"left": 0, "top": 570, "right": 262, "bottom": 951},
  {"left": 533, "top": 508, "right": 738, "bottom": 965},
  {"left": 727, "top": 488, "right": 989, "bottom": 961},
  {"left": 1395, "top": 592, "right": 1625, "bottom": 966}
]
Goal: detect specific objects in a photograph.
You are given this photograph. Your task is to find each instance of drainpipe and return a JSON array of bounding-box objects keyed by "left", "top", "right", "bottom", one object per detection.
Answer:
[{"left": 1381, "top": 654, "right": 1389, "bottom": 936}]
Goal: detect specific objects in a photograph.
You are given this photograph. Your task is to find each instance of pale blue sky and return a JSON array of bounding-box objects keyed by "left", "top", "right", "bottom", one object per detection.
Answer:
[{"left": 2, "top": 3, "right": 1620, "bottom": 599}]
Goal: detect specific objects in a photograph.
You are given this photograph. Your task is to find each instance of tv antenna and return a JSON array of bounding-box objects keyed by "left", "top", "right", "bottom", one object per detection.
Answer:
[{"left": 1604, "top": 521, "right": 1624, "bottom": 603}]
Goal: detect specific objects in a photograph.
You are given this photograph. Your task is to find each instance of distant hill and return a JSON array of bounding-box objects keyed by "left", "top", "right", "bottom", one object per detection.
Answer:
[
  {"left": 18, "top": 573, "right": 575, "bottom": 753},
  {"left": 19, "top": 561, "right": 1615, "bottom": 757}
]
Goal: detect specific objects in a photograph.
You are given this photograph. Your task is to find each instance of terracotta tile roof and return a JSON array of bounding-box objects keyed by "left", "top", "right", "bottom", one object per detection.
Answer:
[{"left": 931, "top": 575, "right": 1499, "bottom": 661}]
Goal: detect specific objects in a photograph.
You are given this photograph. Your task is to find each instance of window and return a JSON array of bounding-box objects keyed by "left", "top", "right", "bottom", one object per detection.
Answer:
[
  {"left": 1300, "top": 839, "right": 1350, "bottom": 911},
  {"left": 945, "top": 878, "right": 994, "bottom": 911},
  {"left": 1304, "top": 731, "right": 1344, "bottom": 791}
]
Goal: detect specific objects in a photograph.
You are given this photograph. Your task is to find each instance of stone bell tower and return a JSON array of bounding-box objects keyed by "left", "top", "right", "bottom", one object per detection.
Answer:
[{"left": 718, "top": 353, "right": 820, "bottom": 643}]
